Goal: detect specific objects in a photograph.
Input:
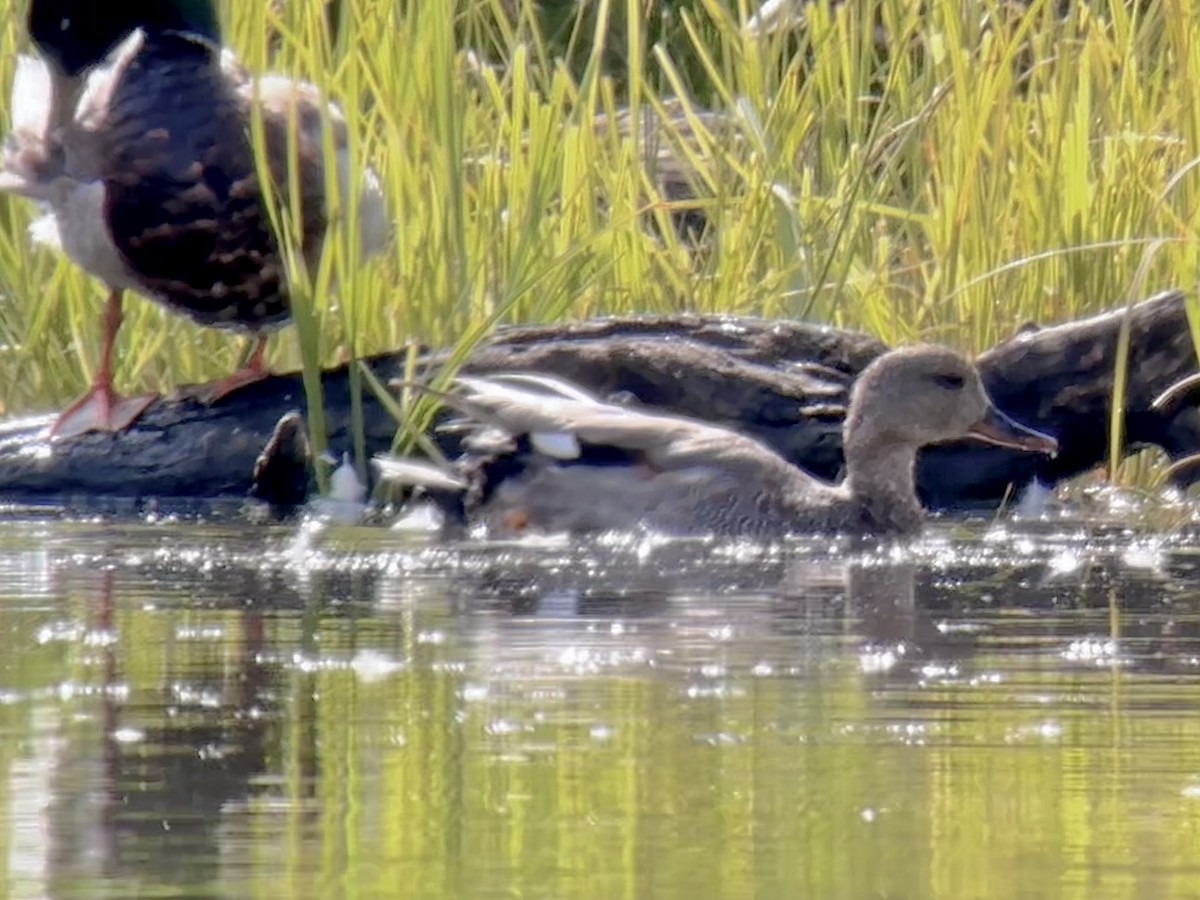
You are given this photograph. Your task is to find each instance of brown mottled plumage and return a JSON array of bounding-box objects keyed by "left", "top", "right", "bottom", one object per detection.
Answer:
[{"left": 1, "top": 0, "right": 387, "bottom": 438}]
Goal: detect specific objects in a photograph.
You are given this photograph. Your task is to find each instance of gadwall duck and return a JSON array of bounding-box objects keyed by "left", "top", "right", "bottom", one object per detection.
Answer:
[
  {"left": 1, "top": 0, "right": 387, "bottom": 438},
  {"left": 375, "top": 345, "right": 1059, "bottom": 537}
]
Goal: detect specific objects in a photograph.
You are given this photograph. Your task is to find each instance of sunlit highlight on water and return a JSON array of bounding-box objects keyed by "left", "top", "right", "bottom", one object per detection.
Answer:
[{"left": 0, "top": 518, "right": 1195, "bottom": 896}]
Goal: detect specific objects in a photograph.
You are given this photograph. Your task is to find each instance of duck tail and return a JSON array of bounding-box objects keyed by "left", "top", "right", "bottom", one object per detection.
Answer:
[{"left": 0, "top": 56, "right": 56, "bottom": 198}]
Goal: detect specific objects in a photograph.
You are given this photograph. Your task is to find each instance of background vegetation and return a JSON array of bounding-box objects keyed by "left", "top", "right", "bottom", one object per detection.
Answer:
[{"left": 0, "top": 0, "right": 1197, "bottom": 426}]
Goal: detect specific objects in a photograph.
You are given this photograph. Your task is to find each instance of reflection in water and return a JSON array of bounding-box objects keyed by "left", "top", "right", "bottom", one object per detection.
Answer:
[{"left": 0, "top": 520, "right": 1199, "bottom": 897}]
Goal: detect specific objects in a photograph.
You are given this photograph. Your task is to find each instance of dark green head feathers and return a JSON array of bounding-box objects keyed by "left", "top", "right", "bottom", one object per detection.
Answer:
[{"left": 28, "top": 0, "right": 221, "bottom": 76}]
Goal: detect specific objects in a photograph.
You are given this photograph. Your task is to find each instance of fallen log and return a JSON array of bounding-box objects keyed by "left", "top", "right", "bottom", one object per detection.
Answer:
[{"left": 0, "top": 288, "right": 1197, "bottom": 513}]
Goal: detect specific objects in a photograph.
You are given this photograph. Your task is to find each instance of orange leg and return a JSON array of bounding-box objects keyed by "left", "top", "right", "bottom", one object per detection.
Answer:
[
  {"left": 192, "top": 335, "right": 271, "bottom": 405},
  {"left": 49, "top": 289, "right": 157, "bottom": 441}
]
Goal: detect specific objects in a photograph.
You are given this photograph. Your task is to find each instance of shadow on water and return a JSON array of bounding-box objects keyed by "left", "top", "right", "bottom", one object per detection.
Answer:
[{"left": 2, "top": 516, "right": 1200, "bottom": 898}]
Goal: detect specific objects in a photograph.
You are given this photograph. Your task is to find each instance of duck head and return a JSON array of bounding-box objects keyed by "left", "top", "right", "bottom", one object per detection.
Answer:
[
  {"left": 28, "top": 0, "right": 221, "bottom": 77},
  {"left": 844, "top": 345, "right": 1058, "bottom": 458}
]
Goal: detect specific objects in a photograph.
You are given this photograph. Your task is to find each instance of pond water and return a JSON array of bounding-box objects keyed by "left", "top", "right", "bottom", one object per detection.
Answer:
[{"left": 1, "top": 513, "right": 1200, "bottom": 899}]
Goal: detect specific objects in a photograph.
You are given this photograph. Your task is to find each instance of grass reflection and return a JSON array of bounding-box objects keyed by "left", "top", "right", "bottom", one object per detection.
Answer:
[{"left": 0, "top": 527, "right": 1198, "bottom": 898}]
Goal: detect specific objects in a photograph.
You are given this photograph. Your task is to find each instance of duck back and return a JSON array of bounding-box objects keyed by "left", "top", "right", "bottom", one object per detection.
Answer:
[{"left": 99, "top": 32, "right": 322, "bottom": 331}]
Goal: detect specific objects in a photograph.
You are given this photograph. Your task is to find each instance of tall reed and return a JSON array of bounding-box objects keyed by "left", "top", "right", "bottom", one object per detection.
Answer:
[{"left": 0, "top": 0, "right": 1194, "bottom": 470}]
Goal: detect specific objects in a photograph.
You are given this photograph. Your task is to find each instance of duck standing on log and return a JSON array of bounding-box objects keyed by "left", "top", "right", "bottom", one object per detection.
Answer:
[{"left": 0, "top": 0, "right": 388, "bottom": 439}]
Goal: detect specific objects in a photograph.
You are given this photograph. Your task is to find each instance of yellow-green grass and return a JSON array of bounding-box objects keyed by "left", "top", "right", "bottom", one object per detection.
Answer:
[{"left": 0, "top": 0, "right": 1197, "bottom": 484}]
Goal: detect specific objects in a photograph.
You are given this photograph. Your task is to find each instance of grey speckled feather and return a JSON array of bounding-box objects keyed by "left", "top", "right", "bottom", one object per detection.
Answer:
[{"left": 376, "top": 345, "right": 1058, "bottom": 538}]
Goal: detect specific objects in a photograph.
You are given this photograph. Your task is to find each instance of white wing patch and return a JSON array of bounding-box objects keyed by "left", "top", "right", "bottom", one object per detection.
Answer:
[{"left": 530, "top": 430, "right": 582, "bottom": 460}]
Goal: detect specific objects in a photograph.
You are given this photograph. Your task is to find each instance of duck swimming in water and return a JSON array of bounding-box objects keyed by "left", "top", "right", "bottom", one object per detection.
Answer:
[
  {"left": 1, "top": 0, "right": 388, "bottom": 438},
  {"left": 375, "top": 344, "right": 1059, "bottom": 537}
]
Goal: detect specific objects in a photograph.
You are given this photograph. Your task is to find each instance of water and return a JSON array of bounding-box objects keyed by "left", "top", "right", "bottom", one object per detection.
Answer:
[{"left": 2, "top": 515, "right": 1200, "bottom": 899}]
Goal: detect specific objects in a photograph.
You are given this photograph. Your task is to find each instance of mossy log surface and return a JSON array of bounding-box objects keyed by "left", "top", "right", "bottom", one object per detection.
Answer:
[{"left": 0, "top": 289, "right": 1197, "bottom": 513}]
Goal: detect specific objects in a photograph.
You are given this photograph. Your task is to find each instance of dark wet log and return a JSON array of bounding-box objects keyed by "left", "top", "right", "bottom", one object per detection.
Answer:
[
  {"left": 0, "top": 288, "right": 1196, "bottom": 512},
  {"left": 929, "top": 290, "right": 1200, "bottom": 505},
  {"left": 458, "top": 289, "right": 1200, "bottom": 508}
]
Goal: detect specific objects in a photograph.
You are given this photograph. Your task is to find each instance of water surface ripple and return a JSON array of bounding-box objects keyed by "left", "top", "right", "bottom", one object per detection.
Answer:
[{"left": 1, "top": 518, "right": 1199, "bottom": 899}]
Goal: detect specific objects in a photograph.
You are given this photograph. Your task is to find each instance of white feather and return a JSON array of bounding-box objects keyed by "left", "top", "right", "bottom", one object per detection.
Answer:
[
  {"left": 75, "top": 29, "right": 145, "bottom": 131},
  {"left": 744, "top": 0, "right": 805, "bottom": 37},
  {"left": 530, "top": 431, "right": 582, "bottom": 459},
  {"left": 26, "top": 213, "right": 61, "bottom": 250},
  {"left": 482, "top": 372, "right": 607, "bottom": 404},
  {"left": 347, "top": 162, "right": 389, "bottom": 260},
  {"left": 329, "top": 452, "right": 367, "bottom": 503},
  {"left": 9, "top": 56, "right": 52, "bottom": 137},
  {"left": 374, "top": 455, "right": 467, "bottom": 492},
  {"left": 41, "top": 180, "right": 139, "bottom": 290},
  {"left": 0, "top": 56, "right": 54, "bottom": 196}
]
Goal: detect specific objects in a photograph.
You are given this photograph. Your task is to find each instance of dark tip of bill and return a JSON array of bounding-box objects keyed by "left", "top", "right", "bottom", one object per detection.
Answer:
[{"left": 968, "top": 406, "right": 1059, "bottom": 458}]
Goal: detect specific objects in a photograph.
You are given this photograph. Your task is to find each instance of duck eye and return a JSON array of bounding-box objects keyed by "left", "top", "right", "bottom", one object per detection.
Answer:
[{"left": 932, "top": 373, "right": 965, "bottom": 391}]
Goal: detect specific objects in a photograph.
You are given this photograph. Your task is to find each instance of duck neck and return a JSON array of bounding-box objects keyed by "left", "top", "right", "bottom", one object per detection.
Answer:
[{"left": 843, "top": 436, "right": 923, "bottom": 531}]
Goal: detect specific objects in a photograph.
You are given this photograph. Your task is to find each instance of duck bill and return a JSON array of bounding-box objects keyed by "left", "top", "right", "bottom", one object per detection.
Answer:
[{"left": 967, "top": 407, "right": 1059, "bottom": 457}]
